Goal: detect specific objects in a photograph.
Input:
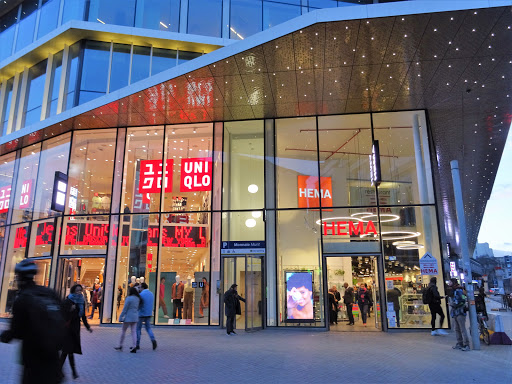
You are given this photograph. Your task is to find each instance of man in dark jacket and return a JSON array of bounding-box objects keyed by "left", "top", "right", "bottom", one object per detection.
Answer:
[
  {"left": 427, "top": 277, "right": 448, "bottom": 336},
  {"left": 343, "top": 283, "right": 355, "bottom": 325},
  {"left": 386, "top": 286, "right": 402, "bottom": 327},
  {"left": 0, "top": 259, "right": 64, "bottom": 383},
  {"left": 224, "top": 284, "right": 245, "bottom": 335}
]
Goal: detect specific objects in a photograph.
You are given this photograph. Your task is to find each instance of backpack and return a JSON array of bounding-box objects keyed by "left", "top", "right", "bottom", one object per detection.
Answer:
[
  {"left": 21, "top": 287, "right": 65, "bottom": 354},
  {"left": 422, "top": 287, "right": 433, "bottom": 304}
]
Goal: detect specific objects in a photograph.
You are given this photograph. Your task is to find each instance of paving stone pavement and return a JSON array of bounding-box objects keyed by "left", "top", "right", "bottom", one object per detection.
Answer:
[{"left": 1, "top": 322, "right": 511, "bottom": 383}]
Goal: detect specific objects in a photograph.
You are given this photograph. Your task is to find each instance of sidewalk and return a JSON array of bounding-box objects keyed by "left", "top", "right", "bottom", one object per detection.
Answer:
[
  {"left": 485, "top": 296, "right": 512, "bottom": 335},
  {"left": 1, "top": 323, "right": 511, "bottom": 383}
]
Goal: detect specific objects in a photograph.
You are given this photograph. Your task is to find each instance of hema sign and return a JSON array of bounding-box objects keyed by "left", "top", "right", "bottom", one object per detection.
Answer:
[{"left": 297, "top": 176, "right": 332, "bottom": 208}]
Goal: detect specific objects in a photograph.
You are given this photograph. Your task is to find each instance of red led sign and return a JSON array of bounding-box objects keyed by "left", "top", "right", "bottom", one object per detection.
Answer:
[
  {"left": 35, "top": 221, "right": 55, "bottom": 245},
  {"left": 14, "top": 226, "right": 28, "bottom": 248},
  {"left": 180, "top": 158, "right": 212, "bottom": 192},
  {"left": 147, "top": 225, "right": 207, "bottom": 248},
  {"left": 323, "top": 220, "right": 378, "bottom": 237},
  {"left": 65, "top": 223, "right": 110, "bottom": 246}
]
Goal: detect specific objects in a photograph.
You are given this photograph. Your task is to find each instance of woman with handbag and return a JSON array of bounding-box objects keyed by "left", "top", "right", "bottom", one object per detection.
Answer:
[
  {"left": 115, "top": 287, "right": 141, "bottom": 353},
  {"left": 60, "top": 284, "right": 92, "bottom": 380}
]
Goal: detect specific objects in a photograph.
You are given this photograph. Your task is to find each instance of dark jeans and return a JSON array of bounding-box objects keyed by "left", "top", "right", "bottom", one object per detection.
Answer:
[
  {"left": 428, "top": 302, "right": 445, "bottom": 330},
  {"left": 137, "top": 316, "right": 155, "bottom": 346},
  {"left": 173, "top": 299, "right": 183, "bottom": 319},
  {"left": 89, "top": 301, "right": 100, "bottom": 319},
  {"left": 226, "top": 315, "right": 235, "bottom": 334},
  {"left": 360, "top": 304, "right": 368, "bottom": 324},
  {"left": 330, "top": 309, "right": 337, "bottom": 324},
  {"left": 346, "top": 303, "right": 354, "bottom": 324},
  {"left": 60, "top": 352, "right": 76, "bottom": 375}
]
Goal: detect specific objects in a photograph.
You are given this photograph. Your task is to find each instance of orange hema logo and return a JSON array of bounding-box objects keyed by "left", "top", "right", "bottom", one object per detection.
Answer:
[{"left": 297, "top": 176, "right": 332, "bottom": 208}]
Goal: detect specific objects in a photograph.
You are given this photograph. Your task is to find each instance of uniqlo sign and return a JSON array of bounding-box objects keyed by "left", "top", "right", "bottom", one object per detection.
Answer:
[
  {"left": 180, "top": 158, "right": 212, "bottom": 192},
  {"left": 297, "top": 176, "right": 332, "bottom": 208},
  {"left": 0, "top": 186, "right": 11, "bottom": 213},
  {"left": 19, "top": 180, "right": 32, "bottom": 209},
  {"left": 138, "top": 160, "right": 173, "bottom": 194}
]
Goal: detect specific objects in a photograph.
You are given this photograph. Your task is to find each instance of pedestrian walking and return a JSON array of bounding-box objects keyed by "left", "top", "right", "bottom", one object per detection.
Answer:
[
  {"left": 343, "top": 282, "right": 355, "bottom": 325},
  {"left": 88, "top": 282, "right": 102, "bottom": 320},
  {"left": 449, "top": 278, "right": 470, "bottom": 351},
  {"left": 0, "top": 259, "right": 65, "bottom": 384},
  {"left": 357, "top": 284, "right": 372, "bottom": 326},
  {"left": 136, "top": 283, "right": 157, "bottom": 351},
  {"left": 117, "top": 285, "right": 123, "bottom": 310},
  {"left": 224, "top": 283, "right": 245, "bottom": 335},
  {"left": 60, "top": 284, "right": 93, "bottom": 380},
  {"left": 115, "top": 287, "right": 141, "bottom": 353},
  {"left": 425, "top": 277, "right": 448, "bottom": 335}
]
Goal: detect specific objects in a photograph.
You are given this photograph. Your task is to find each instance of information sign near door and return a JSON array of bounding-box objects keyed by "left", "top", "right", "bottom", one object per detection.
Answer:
[
  {"left": 221, "top": 241, "right": 265, "bottom": 255},
  {"left": 419, "top": 253, "right": 438, "bottom": 275}
]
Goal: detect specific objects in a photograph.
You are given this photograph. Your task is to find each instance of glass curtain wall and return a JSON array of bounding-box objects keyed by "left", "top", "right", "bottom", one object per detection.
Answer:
[{"left": 22, "top": 59, "right": 47, "bottom": 128}]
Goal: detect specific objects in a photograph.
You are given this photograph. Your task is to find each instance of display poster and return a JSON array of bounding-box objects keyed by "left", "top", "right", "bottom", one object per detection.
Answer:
[
  {"left": 419, "top": 253, "right": 439, "bottom": 275},
  {"left": 180, "top": 157, "right": 212, "bottom": 192},
  {"left": 0, "top": 185, "right": 11, "bottom": 213},
  {"left": 285, "top": 271, "right": 314, "bottom": 322},
  {"left": 19, "top": 179, "right": 32, "bottom": 209}
]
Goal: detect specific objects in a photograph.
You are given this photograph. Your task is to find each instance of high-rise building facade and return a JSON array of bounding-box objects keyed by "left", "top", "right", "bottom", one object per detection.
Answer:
[{"left": 0, "top": 0, "right": 509, "bottom": 332}]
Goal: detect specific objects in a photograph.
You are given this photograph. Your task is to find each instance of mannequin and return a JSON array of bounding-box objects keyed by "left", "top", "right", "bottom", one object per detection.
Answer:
[
  {"left": 130, "top": 276, "right": 136, "bottom": 288},
  {"left": 183, "top": 276, "right": 194, "bottom": 321},
  {"left": 140, "top": 277, "right": 145, "bottom": 285},
  {"left": 199, "top": 277, "right": 209, "bottom": 318},
  {"left": 171, "top": 275, "right": 184, "bottom": 319}
]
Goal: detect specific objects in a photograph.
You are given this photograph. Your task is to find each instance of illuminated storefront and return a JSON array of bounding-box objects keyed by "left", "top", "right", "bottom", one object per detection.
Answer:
[{"left": 0, "top": 1, "right": 510, "bottom": 333}]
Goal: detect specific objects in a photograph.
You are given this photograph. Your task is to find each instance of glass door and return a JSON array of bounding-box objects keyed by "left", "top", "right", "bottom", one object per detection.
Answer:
[{"left": 222, "top": 254, "right": 264, "bottom": 331}]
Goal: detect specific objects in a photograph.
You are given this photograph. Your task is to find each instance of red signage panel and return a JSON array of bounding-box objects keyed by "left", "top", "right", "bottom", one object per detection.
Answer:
[
  {"left": 0, "top": 186, "right": 11, "bottom": 213},
  {"left": 180, "top": 158, "right": 212, "bottom": 192}
]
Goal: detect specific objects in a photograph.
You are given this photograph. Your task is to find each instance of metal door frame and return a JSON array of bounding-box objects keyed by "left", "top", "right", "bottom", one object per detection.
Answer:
[
  {"left": 220, "top": 254, "right": 265, "bottom": 332},
  {"left": 322, "top": 253, "right": 384, "bottom": 331}
]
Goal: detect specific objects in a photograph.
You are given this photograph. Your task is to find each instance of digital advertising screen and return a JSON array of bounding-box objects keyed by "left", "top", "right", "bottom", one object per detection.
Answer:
[{"left": 285, "top": 271, "right": 314, "bottom": 322}]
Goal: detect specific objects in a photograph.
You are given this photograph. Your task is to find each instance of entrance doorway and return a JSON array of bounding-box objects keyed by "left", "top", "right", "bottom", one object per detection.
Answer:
[
  {"left": 58, "top": 257, "right": 105, "bottom": 325},
  {"left": 325, "top": 255, "right": 381, "bottom": 332},
  {"left": 222, "top": 255, "right": 264, "bottom": 331}
]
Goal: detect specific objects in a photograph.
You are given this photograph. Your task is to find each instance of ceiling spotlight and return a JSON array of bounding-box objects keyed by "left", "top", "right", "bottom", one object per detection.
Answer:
[{"left": 248, "top": 184, "right": 258, "bottom": 193}]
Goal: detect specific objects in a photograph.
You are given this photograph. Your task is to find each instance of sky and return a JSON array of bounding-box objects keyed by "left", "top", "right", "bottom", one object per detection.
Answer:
[{"left": 477, "top": 129, "right": 512, "bottom": 257}]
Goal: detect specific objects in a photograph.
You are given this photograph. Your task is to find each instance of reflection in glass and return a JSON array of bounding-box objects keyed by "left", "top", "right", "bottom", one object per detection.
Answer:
[
  {"left": 318, "top": 114, "right": 374, "bottom": 208},
  {"left": 110, "top": 44, "right": 131, "bottom": 92},
  {"left": 1, "top": 78, "right": 14, "bottom": 135},
  {"left": 151, "top": 48, "right": 177, "bottom": 76},
  {"left": 131, "top": 46, "right": 151, "bottom": 84},
  {"left": 223, "top": 120, "right": 264, "bottom": 210},
  {"left": 49, "top": 51, "right": 64, "bottom": 117},
  {"left": 66, "top": 129, "right": 117, "bottom": 215},
  {"left": 15, "top": 1, "right": 39, "bottom": 53},
  {"left": 188, "top": 0, "right": 222, "bottom": 37},
  {"left": 37, "top": 0, "right": 60, "bottom": 39},
  {"left": 66, "top": 42, "right": 81, "bottom": 110},
  {"left": 79, "top": 41, "right": 111, "bottom": 105},
  {"left": 62, "top": 0, "right": 87, "bottom": 24},
  {"left": 275, "top": 117, "right": 318, "bottom": 208},
  {"left": 230, "top": 0, "right": 263, "bottom": 40},
  {"left": 23, "top": 60, "right": 47, "bottom": 128},
  {"left": 263, "top": 1, "right": 301, "bottom": 30},
  {"left": 32, "top": 134, "right": 71, "bottom": 220},
  {"left": 135, "top": 0, "right": 180, "bottom": 32},
  {"left": 0, "top": 7, "right": 18, "bottom": 61},
  {"left": 88, "top": 0, "right": 136, "bottom": 26}
]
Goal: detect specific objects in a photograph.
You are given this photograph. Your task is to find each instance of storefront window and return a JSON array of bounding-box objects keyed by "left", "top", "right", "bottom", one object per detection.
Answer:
[
  {"left": 263, "top": 1, "right": 301, "bottom": 30},
  {"left": 66, "top": 129, "right": 117, "bottom": 216},
  {"left": 88, "top": 0, "right": 136, "bottom": 27},
  {"left": 135, "top": 0, "right": 180, "bottom": 32},
  {"left": 0, "top": 152, "right": 16, "bottom": 228},
  {"left": 276, "top": 117, "right": 318, "bottom": 208},
  {"left": 223, "top": 120, "right": 264, "bottom": 210},
  {"left": 383, "top": 205, "right": 443, "bottom": 329},
  {"left": 23, "top": 59, "right": 47, "bottom": 128},
  {"left": 110, "top": 44, "right": 131, "bottom": 93},
  {"left": 11, "top": 144, "right": 41, "bottom": 224},
  {"left": 155, "top": 212, "right": 211, "bottom": 325},
  {"left": 230, "top": 0, "right": 263, "bottom": 40},
  {"left": 32, "top": 133, "right": 71, "bottom": 220},
  {"left": 66, "top": 42, "right": 81, "bottom": 110},
  {"left": 318, "top": 114, "right": 374, "bottom": 208},
  {"left": 277, "top": 209, "right": 324, "bottom": 327},
  {"left": 177, "top": 51, "right": 202, "bottom": 65},
  {"left": 0, "top": 223, "right": 30, "bottom": 316},
  {"left": 37, "top": 0, "right": 60, "bottom": 39},
  {"left": 122, "top": 126, "right": 165, "bottom": 214},
  {"left": 131, "top": 46, "right": 151, "bottom": 84},
  {"left": 15, "top": 1, "right": 38, "bottom": 53},
  {"left": 188, "top": 0, "right": 222, "bottom": 38},
  {"left": 61, "top": 215, "right": 109, "bottom": 255},
  {"left": 162, "top": 123, "right": 213, "bottom": 213},
  {"left": 372, "top": 110, "right": 434, "bottom": 205},
  {"left": 113, "top": 213, "right": 158, "bottom": 322},
  {"left": 79, "top": 41, "right": 111, "bottom": 105}
]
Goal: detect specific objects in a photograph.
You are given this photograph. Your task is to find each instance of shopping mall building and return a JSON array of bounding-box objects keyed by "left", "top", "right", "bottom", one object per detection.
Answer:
[{"left": 0, "top": 0, "right": 510, "bottom": 332}]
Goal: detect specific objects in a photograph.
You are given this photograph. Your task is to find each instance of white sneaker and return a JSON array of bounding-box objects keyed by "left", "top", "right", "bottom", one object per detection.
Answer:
[
  {"left": 436, "top": 329, "right": 448, "bottom": 335},
  {"left": 163, "top": 315, "right": 170, "bottom": 319},
  {"left": 431, "top": 330, "right": 438, "bottom": 336}
]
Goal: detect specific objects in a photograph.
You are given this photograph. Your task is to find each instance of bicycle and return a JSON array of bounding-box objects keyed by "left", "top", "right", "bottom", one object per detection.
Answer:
[{"left": 477, "top": 312, "right": 490, "bottom": 345}]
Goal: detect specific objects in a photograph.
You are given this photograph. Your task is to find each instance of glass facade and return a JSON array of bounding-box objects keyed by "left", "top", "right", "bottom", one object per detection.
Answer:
[{"left": 0, "top": 109, "right": 444, "bottom": 331}]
